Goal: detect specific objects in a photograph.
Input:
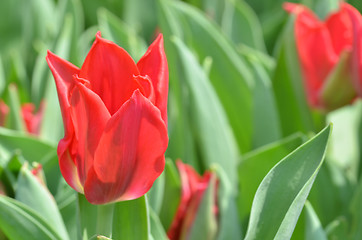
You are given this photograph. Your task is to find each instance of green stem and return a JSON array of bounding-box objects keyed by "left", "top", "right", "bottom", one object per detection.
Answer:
[{"left": 97, "top": 203, "right": 115, "bottom": 238}]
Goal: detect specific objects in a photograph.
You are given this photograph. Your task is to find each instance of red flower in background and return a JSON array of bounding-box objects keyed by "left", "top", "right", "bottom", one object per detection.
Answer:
[
  {"left": 46, "top": 32, "right": 169, "bottom": 204},
  {"left": 284, "top": 2, "right": 362, "bottom": 110},
  {"left": 21, "top": 102, "right": 45, "bottom": 135},
  {"left": 167, "top": 160, "right": 218, "bottom": 240},
  {"left": 0, "top": 100, "right": 9, "bottom": 127}
]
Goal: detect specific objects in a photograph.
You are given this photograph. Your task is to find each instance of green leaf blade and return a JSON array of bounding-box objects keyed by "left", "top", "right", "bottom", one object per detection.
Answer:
[{"left": 245, "top": 125, "right": 332, "bottom": 240}]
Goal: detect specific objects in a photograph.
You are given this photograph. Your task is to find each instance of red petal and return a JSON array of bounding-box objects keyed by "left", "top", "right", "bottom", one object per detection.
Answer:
[
  {"left": 137, "top": 34, "right": 169, "bottom": 125},
  {"left": 0, "top": 100, "right": 9, "bottom": 126},
  {"left": 46, "top": 50, "right": 80, "bottom": 132},
  {"left": 79, "top": 32, "right": 142, "bottom": 115},
  {"left": 134, "top": 75, "right": 156, "bottom": 105},
  {"left": 343, "top": 3, "right": 362, "bottom": 95},
  {"left": 83, "top": 90, "right": 168, "bottom": 204},
  {"left": 21, "top": 102, "right": 45, "bottom": 135},
  {"left": 287, "top": 4, "right": 337, "bottom": 107},
  {"left": 57, "top": 137, "right": 84, "bottom": 193},
  {"left": 69, "top": 76, "right": 111, "bottom": 185},
  {"left": 326, "top": 5, "right": 353, "bottom": 56},
  {"left": 283, "top": 2, "right": 301, "bottom": 13},
  {"left": 46, "top": 51, "right": 82, "bottom": 192}
]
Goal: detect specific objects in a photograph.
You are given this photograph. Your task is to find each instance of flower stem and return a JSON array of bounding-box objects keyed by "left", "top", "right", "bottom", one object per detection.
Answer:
[{"left": 97, "top": 203, "right": 115, "bottom": 238}]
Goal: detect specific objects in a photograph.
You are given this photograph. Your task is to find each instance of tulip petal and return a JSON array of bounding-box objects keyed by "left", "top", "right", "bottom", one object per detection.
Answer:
[
  {"left": 57, "top": 139, "right": 84, "bottom": 193},
  {"left": 343, "top": 3, "right": 362, "bottom": 95},
  {"left": 285, "top": 3, "right": 337, "bottom": 107},
  {"left": 134, "top": 75, "right": 156, "bottom": 105},
  {"left": 69, "top": 76, "right": 111, "bottom": 185},
  {"left": 79, "top": 32, "right": 142, "bottom": 115},
  {"left": 84, "top": 90, "right": 168, "bottom": 204},
  {"left": 46, "top": 51, "right": 83, "bottom": 192},
  {"left": 46, "top": 50, "right": 80, "bottom": 128},
  {"left": 325, "top": 5, "right": 353, "bottom": 56},
  {"left": 137, "top": 34, "right": 169, "bottom": 124}
]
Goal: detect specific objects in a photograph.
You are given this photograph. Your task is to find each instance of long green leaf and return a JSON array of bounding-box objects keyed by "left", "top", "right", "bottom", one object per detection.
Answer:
[
  {"left": 16, "top": 165, "right": 69, "bottom": 240},
  {"left": 159, "top": 160, "right": 181, "bottom": 231},
  {"left": 221, "top": 0, "right": 266, "bottom": 52},
  {"left": 238, "top": 133, "right": 305, "bottom": 224},
  {"left": 171, "top": 37, "right": 239, "bottom": 184},
  {"left": 158, "top": 0, "right": 254, "bottom": 153},
  {"left": 304, "top": 201, "right": 327, "bottom": 240},
  {"left": 244, "top": 124, "right": 331, "bottom": 240},
  {"left": 0, "top": 196, "right": 63, "bottom": 240}
]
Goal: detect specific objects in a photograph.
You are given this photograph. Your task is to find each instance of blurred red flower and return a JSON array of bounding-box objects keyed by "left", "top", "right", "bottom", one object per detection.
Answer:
[
  {"left": 21, "top": 102, "right": 45, "bottom": 135},
  {"left": 0, "top": 100, "right": 9, "bottom": 127},
  {"left": 284, "top": 2, "right": 362, "bottom": 110},
  {"left": 167, "top": 160, "right": 218, "bottom": 240}
]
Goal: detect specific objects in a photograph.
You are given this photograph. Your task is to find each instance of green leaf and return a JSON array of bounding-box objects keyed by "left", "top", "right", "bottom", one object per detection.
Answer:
[
  {"left": 244, "top": 124, "right": 332, "bottom": 240},
  {"left": 158, "top": 0, "right": 254, "bottom": 153},
  {"left": 320, "top": 49, "right": 356, "bottom": 111},
  {"left": 247, "top": 58, "right": 281, "bottom": 148},
  {"left": 0, "top": 128, "right": 60, "bottom": 194},
  {"left": 171, "top": 37, "right": 239, "bottom": 185},
  {"left": 0, "top": 196, "right": 63, "bottom": 240},
  {"left": 159, "top": 160, "right": 181, "bottom": 231},
  {"left": 0, "top": 127, "right": 55, "bottom": 163},
  {"left": 55, "top": 180, "right": 77, "bottom": 240},
  {"left": 149, "top": 208, "right": 168, "bottom": 240},
  {"left": 212, "top": 164, "right": 242, "bottom": 240},
  {"left": 148, "top": 170, "right": 165, "bottom": 215},
  {"left": 15, "top": 164, "right": 69, "bottom": 240},
  {"left": 221, "top": 0, "right": 266, "bottom": 52},
  {"left": 350, "top": 178, "right": 362, "bottom": 240},
  {"left": 0, "top": 152, "right": 24, "bottom": 197},
  {"left": 327, "top": 100, "right": 362, "bottom": 181},
  {"left": 112, "top": 196, "right": 149, "bottom": 240},
  {"left": 201, "top": 0, "right": 225, "bottom": 24},
  {"left": 238, "top": 133, "right": 305, "bottom": 225},
  {"left": 307, "top": 161, "right": 353, "bottom": 227},
  {"left": 122, "top": 0, "right": 158, "bottom": 41},
  {"left": 272, "top": 14, "right": 315, "bottom": 136},
  {"left": 325, "top": 217, "right": 348, "bottom": 240},
  {"left": 5, "top": 84, "right": 26, "bottom": 132},
  {"left": 304, "top": 201, "right": 327, "bottom": 240}
]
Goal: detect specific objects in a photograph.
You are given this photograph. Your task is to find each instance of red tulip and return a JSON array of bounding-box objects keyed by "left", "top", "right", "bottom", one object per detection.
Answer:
[
  {"left": 0, "top": 100, "right": 9, "bottom": 127},
  {"left": 21, "top": 102, "right": 45, "bottom": 135},
  {"left": 167, "top": 160, "right": 218, "bottom": 240},
  {"left": 284, "top": 2, "right": 362, "bottom": 110},
  {"left": 46, "top": 32, "right": 169, "bottom": 204}
]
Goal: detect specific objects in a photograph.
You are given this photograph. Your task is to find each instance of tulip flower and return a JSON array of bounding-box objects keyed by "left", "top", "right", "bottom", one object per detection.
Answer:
[
  {"left": 21, "top": 102, "right": 45, "bottom": 135},
  {"left": 284, "top": 2, "right": 362, "bottom": 110},
  {"left": 46, "top": 32, "right": 168, "bottom": 204},
  {"left": 167, "top": 160, "right": 218, "bottom": 240}
]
